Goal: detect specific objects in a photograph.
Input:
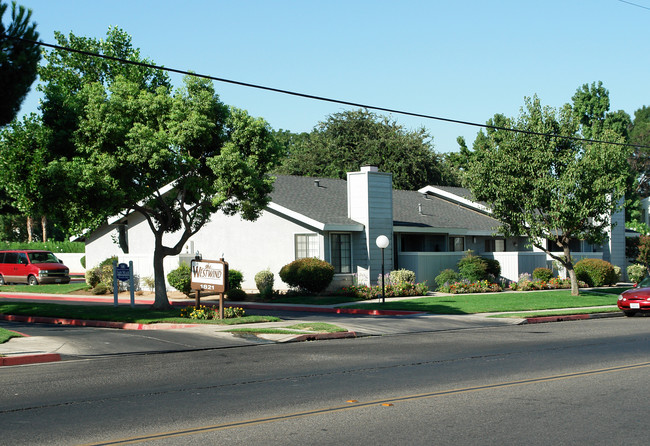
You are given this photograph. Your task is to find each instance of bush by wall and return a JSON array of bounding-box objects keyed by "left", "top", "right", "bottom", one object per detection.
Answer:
[
  {"left": 279, "top": 257, "right": 335, "bottom": 293},
  {"left": 255, "top": 269, "right": 274, "bottom": 298},
  {"left": 574, "top": 258, "right": 618, "bottom": 287},
  {"left": 533, "top": 267, "right": 553, "bottom": 282},
  {"left": 389, "top": 269, "right": 416, "bottom": 284},
  {"left": 627, "top": 263, "right": 646, "bottom": 284},
  {"left": 167, "top": 263, "right": 192, "bottom": 296},
  {"left": 225, "top": 288, "right": 247, "bottom": 301},
  {"left": 457, "top": 251, "right": 488, "bottom": 282},
  {"left": 228, "top": 269, "right": 243, "bottom": 290},
  {"left": 482, "top": 257, "right": 501, "bottom": 279},
  {"left": 435, "top": 269, "right": 460, "bottom": 290}
]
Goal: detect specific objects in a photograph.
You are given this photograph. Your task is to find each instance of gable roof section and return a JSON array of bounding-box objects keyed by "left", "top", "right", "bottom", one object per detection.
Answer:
[
  {"left": 268, "top": 176, "right": 363, "bottom": 231},
  {"left": 269, "top": 175, "right": 502, "bottom": 234}
]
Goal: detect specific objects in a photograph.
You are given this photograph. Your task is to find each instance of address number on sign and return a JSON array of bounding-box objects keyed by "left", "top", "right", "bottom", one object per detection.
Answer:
[{"left": 200, "top": 284, "right": 215, "bottom": 291}]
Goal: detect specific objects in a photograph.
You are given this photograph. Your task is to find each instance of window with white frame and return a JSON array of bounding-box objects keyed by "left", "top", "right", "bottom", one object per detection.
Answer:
[
  {"left": 331, "top": 233, "right": 351, "bottom": 273},
  {"left": 295, "top": 233, "right": 319, "bottom": 259}
]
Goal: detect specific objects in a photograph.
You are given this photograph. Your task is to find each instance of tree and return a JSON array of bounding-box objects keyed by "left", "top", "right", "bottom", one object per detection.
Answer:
[
  {"left": 71, "top": 75, "right": 280, "bottom": 309},
  {"left": 39, "top": 28, "right": 281, "bottom": 309},
  {"left": 0, "top": 114, "right": 52, "bottom": 241},
  {"left": 466, "top": 95, "right": 630, "bottom": 295},
  {"left": 0, "top": 0, "right": 40, "bottom": 126},
  {"left": 274, "top": 109, "right": 455, "bottom": 190},
  {"left": 38, "top": 27, "right": 169, "bottom": 160},
  {"left": 629, "top": 106, "right": 650, "bottom": 198}
]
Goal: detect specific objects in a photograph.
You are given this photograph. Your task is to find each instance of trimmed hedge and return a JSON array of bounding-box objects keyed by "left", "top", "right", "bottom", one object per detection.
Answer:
[
  {"left": 0, "top": 241, "right": 85, "bottom": 253},
  {"left": 167, "top": 263, "right": 192, "bottom": 295},
  {"left": 574, "top": 258, "right": 617, "bottom": 287},
  {"left": 279, "top": 258, "right": 334, "bottom": 293},
  {"left": 533, "top": 267, "right": 553, "bottom": 282}
]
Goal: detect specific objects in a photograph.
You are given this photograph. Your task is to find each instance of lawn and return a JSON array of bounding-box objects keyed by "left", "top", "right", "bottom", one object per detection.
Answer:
[
  {"left": 0, "top": 327, "right": 23, "bottom": 344},
  {"left": 0, "top": 283, "right": 88, "bottom": 294},
  {"left": 340, "top": 289, "right": 620, "bottom": 314},
  {"left": 0, "top": 302, "right": 280, "bottom": 325}
]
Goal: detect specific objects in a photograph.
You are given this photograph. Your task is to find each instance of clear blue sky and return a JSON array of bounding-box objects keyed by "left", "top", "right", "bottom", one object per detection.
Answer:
[{"left": 11, "top": 0, "right": 650, "bottom": 153}]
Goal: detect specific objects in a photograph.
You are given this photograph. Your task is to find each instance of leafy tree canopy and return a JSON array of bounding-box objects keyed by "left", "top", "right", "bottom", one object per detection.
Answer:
[
  {"left": 0, "top": 0, "right": 40, "bottom": 126},
  {"left": 41, "top": 28, "right": 281, "bottom": 308},
  {"left": 274, "top": 109, "right": 459, "bottom": 190},
  {"left": 467, "top": 91, "right": 630, "bottom": 295}
]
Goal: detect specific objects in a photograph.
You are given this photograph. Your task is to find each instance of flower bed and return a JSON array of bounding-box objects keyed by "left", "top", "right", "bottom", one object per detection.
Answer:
[
  {"left": 338, "top": 281, "right": 429, "bottom": 300},
  {"left": 180, "top": 305, "right": 245, "bottom": 319}
]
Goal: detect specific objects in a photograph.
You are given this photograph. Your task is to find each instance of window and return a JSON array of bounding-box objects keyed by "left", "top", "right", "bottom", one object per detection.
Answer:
[
  {"left": 401, "top": 234, "right": 445, "bottom": 252},
  {"left": 485, "top": 239, "right": 506, "bottom": 252},
  {"left": 449, "top": 236, "right": 465, "bottom": 252},
  {"left": 331, "top": 233, "right": 351, "bottom": 273},
  {"left": 295, "top": 233, "right": 319, "bottom": 259}
]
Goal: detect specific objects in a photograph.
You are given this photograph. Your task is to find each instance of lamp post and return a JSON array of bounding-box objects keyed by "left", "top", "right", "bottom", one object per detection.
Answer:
[{"left": 375, "top": 235, "right": 389, "bottom": 303}]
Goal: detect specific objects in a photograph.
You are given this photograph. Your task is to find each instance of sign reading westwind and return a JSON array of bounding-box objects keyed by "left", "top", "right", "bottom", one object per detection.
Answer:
[{"left": 190, "top": 259, "right": 228, "bottom": 293}]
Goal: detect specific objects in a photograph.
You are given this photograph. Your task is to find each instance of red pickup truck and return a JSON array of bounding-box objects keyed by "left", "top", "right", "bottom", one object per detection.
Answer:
[{"left": 0, "top": 250, "right": 70, "bottom": 285}]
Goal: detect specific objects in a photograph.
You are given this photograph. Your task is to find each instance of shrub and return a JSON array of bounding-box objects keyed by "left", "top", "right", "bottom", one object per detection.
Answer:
[
  {"left": 574, "top": 258, "right": 617, "bottom": 287},
  {"left": 435, "top": 269, "right": 460, "bottom": 290},
  {"left": 255, "top": 269, "right": 274, "bottom": 297},
  {"left": 143, "top": 276, "right": 155, "bottom": 291},
  {"left": 389, "top": 269, "right": 416, "bottom": 284},
  {"left": 228, "top": 269, "right": 244, "bottom": 290},
  {"left": 92, "top": 282, "right": 108, "bottom": 295},
  {"left": 457, "top": 251, "right": 488, "bottom": 282},
  {"left": 279, "top": 257, "right": 335, "bottom": 293},
  {"left": 167, "top": 263, "right": 192, "bottom": 296},
  {"left": 533, "top": 267, "right": 553, "bottom": 282},
  {"left": 85, "top": 267, "right": 102, "bottom": 288},
  {"left": 225, "top": 288, "right": 247, "bottom": 301},
  {"left": 627, "top": 263, "right": 646, "bottom": 284},
  {"left": 482, "top": 257, "right": 501, "bottom": 278}
]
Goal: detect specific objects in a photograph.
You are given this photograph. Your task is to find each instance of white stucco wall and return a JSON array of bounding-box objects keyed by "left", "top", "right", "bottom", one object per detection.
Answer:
[{"left": 85, "top": 208, "right": 326, "bottom": 292}]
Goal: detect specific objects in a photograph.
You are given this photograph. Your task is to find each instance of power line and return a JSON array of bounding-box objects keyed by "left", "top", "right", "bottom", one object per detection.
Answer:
[
  {"left": 5, "top": 34, "right": 649, "bottom": 150},
  {"left": 618, "top": 0, "right": 650, "bottom": 11}
]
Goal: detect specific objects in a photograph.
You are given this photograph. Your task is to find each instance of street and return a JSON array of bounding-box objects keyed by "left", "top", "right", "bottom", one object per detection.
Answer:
[{"left": 0, "top": 316, "right": 648, "bottom": 445}]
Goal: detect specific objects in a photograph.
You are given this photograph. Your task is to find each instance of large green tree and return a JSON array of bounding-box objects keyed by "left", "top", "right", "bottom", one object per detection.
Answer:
[
  {"left": 40, "top": 28, "right": 281, "bottom": 309},
  {"left": 275, "top": 109, "right": 457, "bottom": 190},
  {"left": 467, "top": 93, "right": 630, "bottom": 295},
  {"left": 629, "top": 106, "right": 650, "bottom": 198},
  {"left": 0, "top": 0, "right": 40, "bottom": 126},
  {"left": 0, "top": 113, "right": 54, "bottom": 241}
]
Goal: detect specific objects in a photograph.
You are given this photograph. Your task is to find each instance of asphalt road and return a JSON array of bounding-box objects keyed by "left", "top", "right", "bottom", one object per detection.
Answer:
[{"left": 1, "top": 316, "right": 648, "bottom": 445}]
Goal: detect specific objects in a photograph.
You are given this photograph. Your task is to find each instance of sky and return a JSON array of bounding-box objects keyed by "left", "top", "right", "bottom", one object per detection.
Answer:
[{"left": 9, "top": 0, "right": 650, "bottom": 153}]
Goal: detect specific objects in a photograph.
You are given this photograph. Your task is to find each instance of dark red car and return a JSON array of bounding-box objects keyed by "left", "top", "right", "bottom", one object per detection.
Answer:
[
  {"left": 0, "top": 250, "right": 70, "bottom": 285},
  {"left": 618, "top": 278, "right": 650, "bottom": 316}
]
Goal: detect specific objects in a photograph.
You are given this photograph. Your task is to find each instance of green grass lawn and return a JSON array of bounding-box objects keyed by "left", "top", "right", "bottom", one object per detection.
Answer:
[
  {"left": 0, "top": 302, "right": 280, "bottom": 325},
  {"left": 340, "top": 289, "right": 620, "bottom": 314},
  {"left": 0, "top": 327, "right": 23, "bottom": 344},
  {"left": 0, "top": 283, "right": 88, "bottom": 294}
]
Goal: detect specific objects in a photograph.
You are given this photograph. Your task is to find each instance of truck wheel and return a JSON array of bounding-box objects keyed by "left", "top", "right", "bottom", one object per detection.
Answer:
[
  {"left": 0, "top": 275, "right": 4, "bottom": 285},
  {"left": 28, "top": 275, "right": 39, "bottom": 286}
]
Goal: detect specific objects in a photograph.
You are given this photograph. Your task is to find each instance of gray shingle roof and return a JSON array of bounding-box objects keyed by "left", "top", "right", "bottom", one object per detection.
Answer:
[{"left": 270, "top": 175, "right": 502, "bottom": 232}]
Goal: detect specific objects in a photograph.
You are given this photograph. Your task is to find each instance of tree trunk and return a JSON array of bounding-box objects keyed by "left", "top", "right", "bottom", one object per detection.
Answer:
[
  {"left": 152, "top": 243, "right": 172, "bottom": 310},
  {"left": 26, "top": 216, "right": 33, "bottom": 243},
  {"left": 41, "top": 215, "right": 47, "bottom": 242},
  {"left": 564, "top": 246, "right": 580, "bottom": 296}
]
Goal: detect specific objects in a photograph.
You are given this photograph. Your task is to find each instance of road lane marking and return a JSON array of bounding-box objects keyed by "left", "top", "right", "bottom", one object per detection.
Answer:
[{"left": 81, "top": 361, "right": 650, "bottom": 445}]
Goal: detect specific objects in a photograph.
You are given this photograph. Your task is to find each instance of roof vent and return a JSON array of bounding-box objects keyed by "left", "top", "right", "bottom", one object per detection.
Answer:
[
  {"left": 418, "top": 203, "right": 423, "bottom": 215},
  {"left": 314, "top": 180, "right": 320, "bottom": 187}
]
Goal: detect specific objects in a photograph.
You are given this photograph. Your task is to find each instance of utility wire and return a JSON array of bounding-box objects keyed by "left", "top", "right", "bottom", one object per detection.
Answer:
[
  {"left": 6, "top": 34, "right": 649, "bottom": 150},
  {"left": 618, "top": 0, "right": 650, "bottom": 11}
]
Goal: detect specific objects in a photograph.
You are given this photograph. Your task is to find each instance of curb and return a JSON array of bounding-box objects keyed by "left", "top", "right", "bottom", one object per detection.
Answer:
[
  {"left": 0, "top": 314, "right": 202, "bottom": 330},
  {"left": 0, "top": 353, "right": 61, "bottom": 366},
  {"left": 288, "top": 331, "right": 358, "bottom": 342},
  {"left": 523, "top": 312, "right": 622, "bottom": 324}
]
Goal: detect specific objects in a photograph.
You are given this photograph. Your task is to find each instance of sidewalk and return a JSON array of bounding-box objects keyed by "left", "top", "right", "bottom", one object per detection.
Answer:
[{"left": 0, "top": 291, "right": 622, "bottom": 366}]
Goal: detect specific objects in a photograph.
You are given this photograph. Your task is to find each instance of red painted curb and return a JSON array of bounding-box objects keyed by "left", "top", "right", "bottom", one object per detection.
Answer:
[
  {"left": 290, "top": 331, "right": 358, "bottom": 342},
  {"left": 0, "top": 353, "right": 61, "bottom": 366},
  {"left": 525, "top": 314, "right": 591, "bottom": 324},
  {"left": 0, "top": 314, "right": 201, "bottom": 330}
]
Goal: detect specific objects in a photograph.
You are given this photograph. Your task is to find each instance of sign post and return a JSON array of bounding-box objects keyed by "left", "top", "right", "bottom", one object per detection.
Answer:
[
  {"left": 190, "top": 258, "right": 229, "bottom": 319},
  {"left": 114, "top": 262, "right": 134, "bottom": 308}
]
